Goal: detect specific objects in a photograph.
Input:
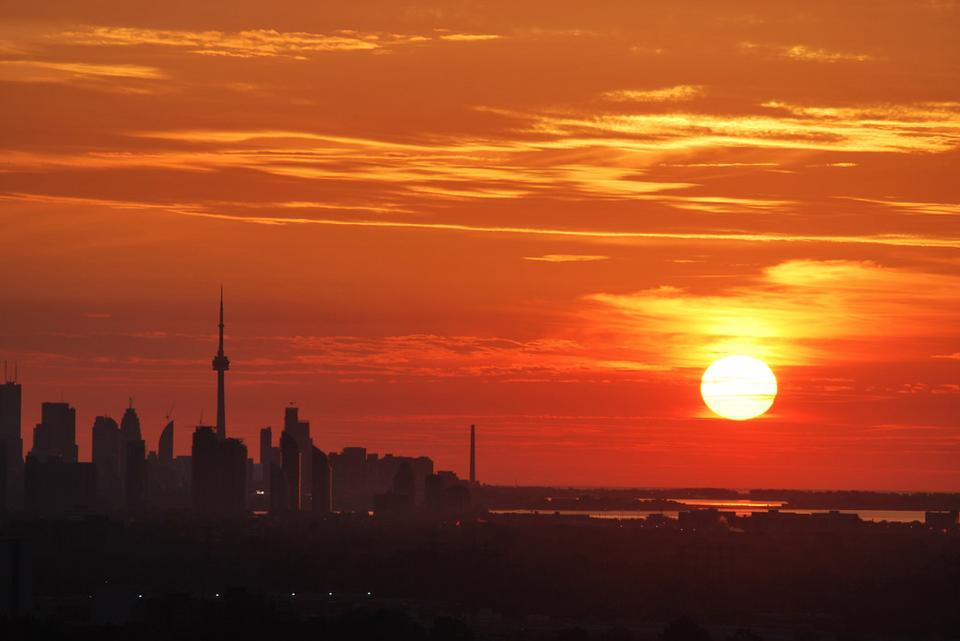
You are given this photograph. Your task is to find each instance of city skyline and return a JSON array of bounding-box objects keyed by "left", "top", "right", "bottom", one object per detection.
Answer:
[{"left": 1, "top": 2, "right": 959, "bottom": 491}]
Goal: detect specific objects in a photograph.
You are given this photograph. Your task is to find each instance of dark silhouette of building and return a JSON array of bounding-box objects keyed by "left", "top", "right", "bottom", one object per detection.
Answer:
[
  {"left": 925, "top": 510, "right": 959, "bottom": 530},
  {"left": 158, "top": 420, "right": 174, "bottom": 462},
  {"left": 393, "top": 461, "right": 415, "bottom": 497},
  {"left": 212, "top": 288, "right": 230, "bottom": 441},
  {"left": 425, "top": 471, "right": 471, "bottom": 513},
  {"left": 124, "top": 440, "right": 146, "bottom": 510},
  {"left": 329, "top": 447, "right": 368, "bottom": 511},
  {"left": 329, "top": 448, "right": 434, "bottom": 512},
  {"left": 24, "top": 455, "right": 96, "bottom": 514},
  {"left": 279, "top": 431, "right": 300, "bottom": 511},
  {"left": 30, "top": 401, "right": 78, "bottom": 463},
  {"left": 149, "top": 420, "right": 182, "bottom": 509},
  {"left": 191, "top": 425, "right": 247, "bottom": 515},
  {"left": 311, "top": 446, "right": 331, "bottom": 514},
  {"left": 268, "top": 462, "right": 288, "bottom": 514},
  {"left": 91, "top": 415, "right": 122, "bottom": 510},
  {"left": 259, "top": 426, "right": 273, "bottom": 492},
  {"left": 0, "top": 538, "right": 33, "bottom": 619},
  {"left": 373, "top": 462, "right": 417, "bottom": 516},
  {"left": 0, "top": 366, "right": 23, "bottom": 510},
  {"left": 283, "top": 406, "right": 312, "bottom": 508},
  {"left": 191, "top": 426, "right": 217, "bottom": 513},
  {"left": 119, "top": 401, "right": 146, "bottom": 509},
  {"left": 469, "top": 423, "right": 476, "bottom": 486}
]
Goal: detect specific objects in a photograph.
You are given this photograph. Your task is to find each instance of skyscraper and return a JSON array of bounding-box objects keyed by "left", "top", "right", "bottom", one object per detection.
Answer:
[
  {"left": 91, "top": 415, "right": 121, "bottom": 510},
  {"left": 469, "top": 424, "right": 476, "bottom": 486},
  {"left": 284, "top": 406, "right": 311, "bottom": 508},
  {"left": 119, "top": 401, "right": 146, "bottom": 509},
  {"left": 191, "top": 425, "right": 247, "bottom": 514},
  {"left": 31, "top": 402, "right": 78, "bottom": 463},
  {"left": 212, "top": 288, "right": 230, "bottom": 441},
  {"left": 280, "top": 431, "right": 300, "bottom": 511},
  {"left": 158, "top": 421, "right": 174, "bottom": 462},
  {"left": 0, "top": 367, "right": 23, "bottom": 509},
  {"left": 311, "top": 445, "right": 331, "bottom": 514}
]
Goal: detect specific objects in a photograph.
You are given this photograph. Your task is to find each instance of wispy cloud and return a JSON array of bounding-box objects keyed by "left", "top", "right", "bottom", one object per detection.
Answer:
[
  {"left": 602, "top": 85, "right": 705, "bottom": 102},
  {"left": 524, "top": 255, "right": 610, "bottom": 262},
  {"left": 0, "top": 60, "right": 165, "bottom": 82},
  {"left": 525, "top": 99, "right": 960, "bottom": 153},
  {"left": 740, "top": 42, "right": 878, "bottom": 63},
  {"left": 49, "top": 26, "right": 499, "bottom": 59},
  {"left": 588, "top": 260, "right": 960, "bottom": 367},
  {"left": 438, "top": 33, "right": 500, "bottom": 42},
  {"left": 4, "top": 192, "right": 959, "bottom": 249}
]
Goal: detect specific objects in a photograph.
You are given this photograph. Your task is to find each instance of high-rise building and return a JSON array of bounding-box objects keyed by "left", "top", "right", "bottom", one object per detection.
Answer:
[
  {"left": 260, "top": 426, "right": 272, "bottom": 468},
  {"left": 91, "top": 415, "right": 121, "bottom": 510},
  {"left": 0, "top": 368, "right": 23, "bottom": 510},
  {"left": 24, "top": 455, "right": 96, "bottom": 514},
  {"left": 191, "top": 425, "right": 218, "bottom": 513},
  {"left": 120, "top": 402, "right": 142, "bottom": 446},
  {"left": 158, "top": 421, "right": 174, "bottom": 462},
  {"left": 259, "top": 426, "right": 280, "bottom": 498},
  {"left": 212, "top": 288, "right": 230, "bottom": 441},
  {"left": 280, "top": 431, "right": 300, "bottom": 511},
  {"left": 31, "top": 402, "right": 78, "bottom": 463},
  {"left": 311, "top": 446, "right": 331, "bottom": 514},
  {"left": 119, "top": 401, "right": 145, "bottom": 503},
  {"left": 149, "top": 420, "right": 179, "bottom": 509},
  {"left": 470, "top": 424, "right": 476, "bottom": 486},
  {"left": 191, "top": 425, "right": 247, "bottom": 515},
  {"left": 283, "top": 406, "right": 311, "bottom": 508}
]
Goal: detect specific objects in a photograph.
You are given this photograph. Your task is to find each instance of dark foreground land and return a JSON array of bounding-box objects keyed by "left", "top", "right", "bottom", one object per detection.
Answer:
[{"left": 2, "top": 498, "right": 960, "bottom": 641}]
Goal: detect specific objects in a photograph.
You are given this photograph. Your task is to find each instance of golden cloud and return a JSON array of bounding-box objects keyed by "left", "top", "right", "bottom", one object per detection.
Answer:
[{"left": 588, "top": 260, "right": 960, "bottom": 368}]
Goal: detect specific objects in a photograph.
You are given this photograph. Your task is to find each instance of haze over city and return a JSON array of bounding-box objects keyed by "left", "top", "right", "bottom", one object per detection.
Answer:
[{"left": 2, "top": 1, "right": 959, "bottom": 492}]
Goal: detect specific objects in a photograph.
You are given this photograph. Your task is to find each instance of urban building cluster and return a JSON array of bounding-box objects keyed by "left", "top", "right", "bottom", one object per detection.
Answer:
[{"left": 0, "top": 295, "right": 473, "bottom": 517}]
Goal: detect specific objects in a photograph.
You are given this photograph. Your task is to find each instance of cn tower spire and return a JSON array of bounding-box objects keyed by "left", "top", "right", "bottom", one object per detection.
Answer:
[{"left": 212, "top": 286, "right": 230, "bottom": 440}]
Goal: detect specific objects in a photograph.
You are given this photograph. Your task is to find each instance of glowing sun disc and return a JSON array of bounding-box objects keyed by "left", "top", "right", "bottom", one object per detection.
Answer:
[{"left": 701, "top": 355, "right": 777, "bottom": 420}]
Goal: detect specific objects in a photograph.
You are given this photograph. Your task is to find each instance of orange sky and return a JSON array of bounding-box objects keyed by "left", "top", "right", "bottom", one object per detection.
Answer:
[{"left": 1, "top": 1, "right": 959, "bottom": 491}]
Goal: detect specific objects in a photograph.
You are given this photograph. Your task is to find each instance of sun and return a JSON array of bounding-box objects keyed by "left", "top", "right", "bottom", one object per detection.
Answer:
[{"left": 701, "top": 355, "right": 777, "bottom": 420}]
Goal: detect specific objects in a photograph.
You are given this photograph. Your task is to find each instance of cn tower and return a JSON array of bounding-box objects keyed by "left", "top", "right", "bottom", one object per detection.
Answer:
[{"left": 212, "top": 287, "right": 230, "bottom": 440}]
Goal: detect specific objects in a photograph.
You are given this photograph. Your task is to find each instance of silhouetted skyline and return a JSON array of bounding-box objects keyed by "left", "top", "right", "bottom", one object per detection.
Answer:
[{"left": 3, "top": 2, "right": 960, "bottom": 492}]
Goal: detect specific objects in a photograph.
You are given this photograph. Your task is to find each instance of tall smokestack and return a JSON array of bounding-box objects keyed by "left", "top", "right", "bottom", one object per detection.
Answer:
[{"left": 469, "top": 424, "right": 475, "bottom": 486}]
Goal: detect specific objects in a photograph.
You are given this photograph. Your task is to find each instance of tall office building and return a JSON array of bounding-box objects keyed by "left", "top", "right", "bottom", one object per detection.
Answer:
[
  {"left": 259, "top": 426, "right": 280, "bottom": 495},
  {"left": 31, "top": 402, "right": 78, "bottom": 463},
  {"left": 191, "top": 425, "right": 218, "bottom": 513},
  {"left": 158, "top": 421, "right": 174, "bottom": 462},
  {"left": 150, "top": 420, "right": 179, "bottom": 509},
  {"left": 280, "top": 431, "right": 300, "bottom": 511},
  {"left": 119, "top": 402, "right": 146, "bottom": 509},
  {"left": 91, "top": 415, "right": 121, "bottom": 510},
  {"left": 283, "top": 406, "right": 312, "bottom": 509},
  {"left": 311, "top": 446, "right": 331, "bottom": 514},
  {"left": 191, "top": 425, "right": 247, "bottom": 515},
  {"left": 212, "top": 288, "right": 230, "bottom": 441},
  {"left": 0, "top": 368, "right": 23, "bottom": 509},
  {"left": 469, "top": 424, "right": 476, "bottom": 486}
]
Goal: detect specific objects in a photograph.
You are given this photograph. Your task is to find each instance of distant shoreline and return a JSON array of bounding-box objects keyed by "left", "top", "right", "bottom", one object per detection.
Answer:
[{"left": 471, "top": 485, "right": 960, "bottom": 512}]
